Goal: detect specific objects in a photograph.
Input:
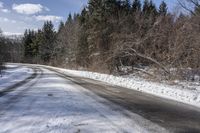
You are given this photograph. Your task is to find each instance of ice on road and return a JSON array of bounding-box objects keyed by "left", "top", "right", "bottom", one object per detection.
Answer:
[{"left": 0, "top": 67, "right": 166, "bottom": 133}]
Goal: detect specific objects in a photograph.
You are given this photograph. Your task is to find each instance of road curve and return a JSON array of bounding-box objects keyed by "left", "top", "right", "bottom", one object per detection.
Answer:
[
  {"left": 0, "top": 65, "right": 200, "bottom": 133},
  {"left": 1, "top": 66, "right": 155, "bottom": 133}
]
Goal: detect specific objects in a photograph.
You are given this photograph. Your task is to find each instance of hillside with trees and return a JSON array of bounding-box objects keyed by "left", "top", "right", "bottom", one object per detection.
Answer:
[{"left": 1, "top": 0, "right": 200, "bottom": 80}]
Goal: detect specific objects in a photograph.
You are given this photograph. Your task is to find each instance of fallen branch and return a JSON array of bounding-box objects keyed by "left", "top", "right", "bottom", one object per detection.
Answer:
[
  {"left": 123, "top": 48, "right": 170, "bottom": 74},
  {"left": 132, "top": 67, "right": 157, "bottom": 78}
]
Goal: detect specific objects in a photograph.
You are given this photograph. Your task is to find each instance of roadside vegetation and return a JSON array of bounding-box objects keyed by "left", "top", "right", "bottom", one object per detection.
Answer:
[
  {"left": 0, "top": 0, "right": 199, "bottom": 81},
  {"left": 0, "top": 30, "right": 23, "bottom": 76},
  {"left": 0, "top": 30, "right": 5, "bottom": 76}
]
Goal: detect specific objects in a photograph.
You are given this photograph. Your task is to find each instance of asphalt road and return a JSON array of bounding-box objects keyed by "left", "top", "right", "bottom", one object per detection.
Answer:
[
  {"left": 0, "top": 65, "right": 200, "bottom": 133},
  {"left": 49, "top": 67, "right": 200, "bottom": 133}
]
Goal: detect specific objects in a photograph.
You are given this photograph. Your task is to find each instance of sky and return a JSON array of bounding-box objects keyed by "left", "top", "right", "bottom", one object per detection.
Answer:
[{"left": 0, "top": 0, "right": 177, "bottom": 36}]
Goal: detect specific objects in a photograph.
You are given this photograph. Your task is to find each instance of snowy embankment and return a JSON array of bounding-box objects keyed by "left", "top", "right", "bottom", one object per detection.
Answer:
[
  {"left": 42, "top": 65, "right": 200, "bottom": 108},
  {"left": 0, "top": 65, "right": 33, "bottom": 90}
]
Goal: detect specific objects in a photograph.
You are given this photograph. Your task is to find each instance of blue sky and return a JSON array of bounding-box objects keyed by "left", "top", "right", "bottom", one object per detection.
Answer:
[{"left": 0, "top": 0, "right": 177, "bottom": 35}]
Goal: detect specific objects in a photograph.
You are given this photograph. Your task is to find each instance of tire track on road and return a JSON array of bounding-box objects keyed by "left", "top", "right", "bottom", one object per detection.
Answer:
[
  {"left": 0, "top": 67, "right": 43, "bottom": 114},
  {"left": 0, "top": 67, "right": 38, "bottom": 97}
]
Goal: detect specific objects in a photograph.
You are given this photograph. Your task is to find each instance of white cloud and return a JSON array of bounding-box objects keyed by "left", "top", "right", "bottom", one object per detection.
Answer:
[
  {"left": 1, "top": 9, "right": 10, "bottom": 13},
  {"left": 44, "top": 7, "right": 50, "bottom": 12},
  {"left": 3, "top": 32, "right": 23, "bottom": 36},
  {"left": 0, "top": 1, "right": 10, "bottom": 13},
  {"left": 3, "top": 18, "right": 8, "bottom": 22},
  {"left": 0, "top": 17, "right": 18, "bottom": 24},
  {"left": 0, "top": 2, "right": 3, "bottom": 8},
  {"left": 12, "top": 3, "right": 49, "bottom": 15},
  {"left": 0, "top": 17, "right": 9, "bottom": 22},
  {"left": 11, "top": 20, "right": 17, "bottom": 23},
  {"left": 35, "top": 15, "right": 62, "bottom": 22}
]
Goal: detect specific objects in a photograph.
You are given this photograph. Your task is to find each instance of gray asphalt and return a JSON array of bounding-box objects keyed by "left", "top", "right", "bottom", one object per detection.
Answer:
[{"left": 48, "top": 67, "right": 200, "bottom": 133}]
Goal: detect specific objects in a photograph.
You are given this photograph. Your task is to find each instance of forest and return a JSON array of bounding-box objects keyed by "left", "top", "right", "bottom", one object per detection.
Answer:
[{"left": 0, "top": 0, "right": 200, "bottom": 80}]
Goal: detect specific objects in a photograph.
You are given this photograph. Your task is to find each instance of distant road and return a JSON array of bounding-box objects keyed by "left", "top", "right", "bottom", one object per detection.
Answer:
[{"left": 0, "top": 64, "right": 200, "bottom": 133}]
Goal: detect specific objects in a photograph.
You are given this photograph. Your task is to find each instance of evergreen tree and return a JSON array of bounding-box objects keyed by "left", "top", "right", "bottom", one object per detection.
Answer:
[
  {"left": 79, "top": 8, "right": 87, "bottom": 24},
  {"left": 159, "top": 1, "right": 168, "bottom": 15},
  {"left": 149, "top": 0, "right": 157, "bottom": 15},
  {"left": 87, "top": 0, "right": 105, "bottom": 51},
  {"left": 88, "top": 0, "right": 103, "bottom": 15},
  {"left": 143, "top": 0, "right": 150, "bottom": 13},
  {"left": 104, "top": 0, "right": 118, "bottom": 15},
  {"left": 87, "top": 0, "right": 117, "bottom": 70},
  {"left": 67, "top": 13, "right": 73, "bottom": 24},
  {"left": 77, "top": 25, "right": 89, "bottom": 67},
  {"left": 132, "top": 0, "right": 141, "bottom": 12},
  {"left": 58, "top": 21, "right": 65, "bottom": 33},
  {"left": 23, "top": 29, "right": 37, "bottom": 58},
  {"left": 77, "top": 9, "right": 89, "bottom": 67},
  {"left": 0, "top": 29, "right": 4, "bottom": 72},
  {"left": 39, "top": 21, "right": 56, "bottom": 62},
  {"left": 143, "top": 0, "right": 157, "bottom": 15},
  {"left": 121, "top": 0, "right": 131, "bottom": 13},
  {"left": 32, "top": 30, "right": 42, "bottom": 58}
]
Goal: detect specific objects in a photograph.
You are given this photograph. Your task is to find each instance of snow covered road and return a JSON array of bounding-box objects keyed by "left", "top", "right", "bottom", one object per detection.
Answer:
[
  {"left": 0, "top": 65, "right": 166, "bottom": 133},
  {"left": 0, "top": 65, "right": 34, "bottom": 93},
  {"left": 0, "top": 64, "right": 200, "bottom": 133}
]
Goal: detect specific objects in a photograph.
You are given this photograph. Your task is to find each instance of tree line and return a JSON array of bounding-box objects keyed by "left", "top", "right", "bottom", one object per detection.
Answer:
[
  {"left": 0, "top": 30, "right": 23, "bottom": 75},
  {"left": 1, "top": 0, "right": 200, "bottom": 79}
]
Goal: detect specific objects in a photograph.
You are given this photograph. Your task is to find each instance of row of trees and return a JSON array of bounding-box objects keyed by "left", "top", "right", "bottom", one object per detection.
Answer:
[
  {"left": 21, "top": 0, "right": 199, "bottom": 78},
  {"left": 0, "top": 30, "right": 23, "bottom": 75},
  {"left": 23, "top": 21, "right": 56, "bottom": 63},
  {"left": 0, "top": 31, "right": 4, "bottom": 75}
]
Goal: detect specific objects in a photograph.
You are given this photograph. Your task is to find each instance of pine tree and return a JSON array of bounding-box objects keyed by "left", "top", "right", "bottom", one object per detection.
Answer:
[
  {"left": 76, "top": 8, "right": 89, "bottom": 67},
  {"left": 104, "top": 0, "right": 118, "bottom": 15},
  {"left": 87, "top": 0, "right": 105, "bottom": 51},
  {"left": 132, "top": 0, "right": 141, "bottom": 12},
  {"left": 0, "top": 29, "right": 4, "bottom": 72},
  {"left": 23, "top": 29, "right": 37, "bottom": 58},
  {"left": 32, "top": 30, "right": 42, "bottom": 57},
  {"left": 87, "top": 0, "right": 117, "bottom": 70},
  {"left": 77, "top": 25, "right": 89, "bottom": 67},
  {"left": 67, "top": 13, "right": 73, "bottom": 24},
  {"left": 88, "top": 0, "right": 103, "bottom": 15},
  {"left": 142, "top": 0, "right": 157, "bottom": 15},
  {"left": 143, "top": 0, "right": 150, "bottom": 13},
  {"left": 58, "top": 21, "right": 65, "bottom": 33},
  {"left": 149, "top": 0, "right": 157, "bottom": 15},
  {"left": 39, "top": 21, "right": 56, "bottom": 63},
  {"left": 159, "top": 1, "right": 168, "bottom": 15},
  {"left": 122, "top": 0, "right": 131, "bottom": 13}
]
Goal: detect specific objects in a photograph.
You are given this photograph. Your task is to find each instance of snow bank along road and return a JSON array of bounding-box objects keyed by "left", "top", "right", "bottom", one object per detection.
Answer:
[{"left": 0, "top": 64, "right": 200, "bottom": 133}]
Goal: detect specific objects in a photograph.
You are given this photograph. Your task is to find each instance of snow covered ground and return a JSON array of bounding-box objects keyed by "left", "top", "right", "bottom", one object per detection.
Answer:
[
  {"left": 0, "top": 66, "right": 167, "bottom": 133},
  {"left": 40, "top": 65, "right": 200, "bottom": 109},
  {"left": 0, "top": 64, "right": 33, "bottom": 90}
]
